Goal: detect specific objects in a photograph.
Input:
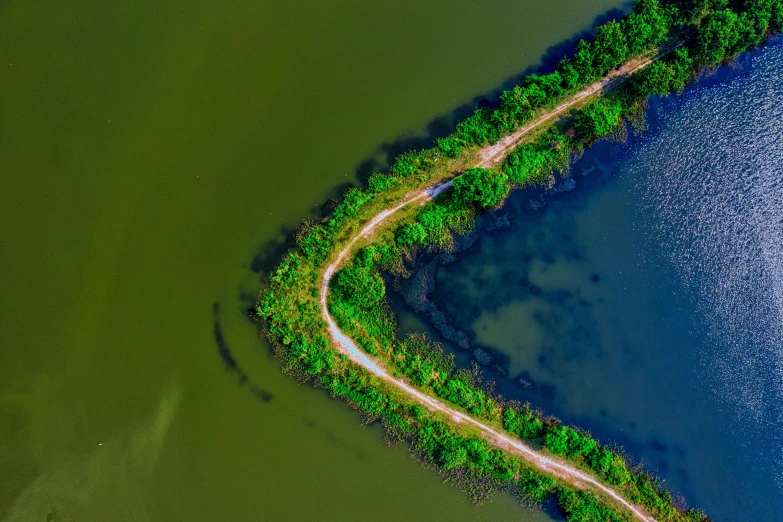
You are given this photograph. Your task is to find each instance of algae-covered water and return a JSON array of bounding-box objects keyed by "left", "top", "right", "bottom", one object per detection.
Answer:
[
  {"left": 410, "top": 41, "right": 783, "bottom": 522},
  {"left": 0, "top": 0, "right": 630, "bottom": 520}
]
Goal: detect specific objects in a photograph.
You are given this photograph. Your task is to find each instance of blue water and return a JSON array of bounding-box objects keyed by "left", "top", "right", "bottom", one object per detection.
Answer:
[{"left": 397, "top": 41, "right": 783, "bottom": 521}]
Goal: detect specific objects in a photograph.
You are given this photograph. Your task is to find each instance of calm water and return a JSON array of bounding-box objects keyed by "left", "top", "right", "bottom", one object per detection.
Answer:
[
  {"left": 0, "top": 1, "right": 630, "bottom": 521},
  {"left": 413, "top": 41, "right": 783, "bottom": 521}
]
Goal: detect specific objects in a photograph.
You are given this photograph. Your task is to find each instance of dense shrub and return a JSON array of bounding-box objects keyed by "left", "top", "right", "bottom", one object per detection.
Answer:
[
  {"left": 503, "top": 405, "right": 545, "bottom": 440},
  {"left": 695, "top": 8, "right": 746, "bottom": 66},
  {"left": 367, "top": 172, "right": 400, "bottom": 194},
  {"left": 557, "top": 488, "right": 624, "bottom": 522},
  {"left": 573, "top": 98, "right": 624, "bottom": 141},
  {"left": 452, "top": 167, "right": 510, "bottom": 209},
  {"left": 518, "top": 468, "right": 556, "bottom": 504},
  {"left": 436, "top": 376, "right": 500, "bottom": 420},
  {"left": 391, "top": 149, "right": 438, "bottom": 178},
  {"left": 632, "top": 59, "right": 677, "bottom": 96},
  {"left": 394, "top": 333, "right": 454, "bottom": 386},
  {"left": 332, "top": 267, "right": 385, "bottom": 308},
  {"left": 456, "top": 108, "right": 501, "bottom": 146},
  {"left": 396, "top": 222, "right": 427, "bottom": 247},
  {"left": 586, "top": 447, "right": 632, "bottom": 485},
  {"left": 503, "top": 131, "right": 571, "bottom": 184},
  {"left": 436, "top": 135, "right": 465, "bottom": 158},
  {"left": 403, "top": 195, "right": 477, "bottom": 250},
  {"left": 545, "top": 426, "right": 597, "bottom": 457}
]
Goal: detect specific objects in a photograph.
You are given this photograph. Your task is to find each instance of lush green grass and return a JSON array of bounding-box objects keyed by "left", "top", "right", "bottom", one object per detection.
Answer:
[{"left": 258, "top": 1, "right": 782, "bottom": 520}]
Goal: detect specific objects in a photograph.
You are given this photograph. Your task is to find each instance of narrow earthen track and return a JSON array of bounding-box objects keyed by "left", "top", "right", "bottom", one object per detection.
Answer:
[{"left": 319, "top": 51, "right": 665, "bottom": 522}]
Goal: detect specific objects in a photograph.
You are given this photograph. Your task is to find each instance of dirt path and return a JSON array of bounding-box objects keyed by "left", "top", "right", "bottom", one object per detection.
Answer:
[
  {"left": 319, "top": 52, "right": 664, "bottom": 522},
  {"left": 476, "top": 53, "right": 659, "bottom": 168}
]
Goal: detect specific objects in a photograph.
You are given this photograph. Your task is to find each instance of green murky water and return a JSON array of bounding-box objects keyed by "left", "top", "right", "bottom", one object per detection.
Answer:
[{"left": 0, "top": 1, "right": 626, "bottom": 520}]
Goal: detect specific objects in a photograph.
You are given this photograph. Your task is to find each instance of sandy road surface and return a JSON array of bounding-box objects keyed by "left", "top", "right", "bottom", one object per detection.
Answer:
[{"left": 476, "top": 53, "right": 660, "bottom": 167}]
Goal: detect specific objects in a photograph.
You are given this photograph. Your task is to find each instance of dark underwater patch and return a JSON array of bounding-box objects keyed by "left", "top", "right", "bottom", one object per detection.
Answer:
[{"left": 212, "top": 302, "right": 274, "bottom": 404}]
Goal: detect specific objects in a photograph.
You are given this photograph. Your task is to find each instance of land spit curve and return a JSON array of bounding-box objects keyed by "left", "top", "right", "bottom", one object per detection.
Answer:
[{"left": 319, "top": 53, "right": 661, "bottom": 522}]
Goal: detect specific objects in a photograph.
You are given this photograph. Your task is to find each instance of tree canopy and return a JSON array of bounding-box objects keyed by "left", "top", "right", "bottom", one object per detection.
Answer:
[
  {"left": 332, "top": 267, "right": 386, "bottom": 308},
  {"left": 573, "top": 98, "right": 623, "bottom": 140},
  {"left": 452, "top": 168, "right": 510, "bottom": 209}
]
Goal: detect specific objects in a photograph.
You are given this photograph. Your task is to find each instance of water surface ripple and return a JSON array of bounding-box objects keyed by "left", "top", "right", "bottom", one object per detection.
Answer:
[
  {"left": 411, "top": 41, "right": 783, "bottom": 521},
  {"left": 637, "top": 41, "right": 783, "bottom": 488}
]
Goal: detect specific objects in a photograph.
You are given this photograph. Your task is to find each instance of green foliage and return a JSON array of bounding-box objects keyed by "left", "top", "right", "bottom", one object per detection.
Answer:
[
  {"left": 524, "top": 72, "right": 565, "bottom": 100},
  {"left": 594, "top": 20, "right": 631, "bottom": 72},
  {"left": 557, "top": 488, "right": 624, "bottom": 522},
  {"left": 352, "top": 244, "right": 405, "bottom": 276},
  {"left": 396, "top": 222, "right": 427, "bottom": 247},
  {"left": 633, "top": 0, "right": 672, "bottom": 47},
  {"left": 623, "top": 0, "right": 671, "bottom": 56},
  {"left": 573, "top": 40, "right": 598, "bottom": 83},
  {"left": 632, "top": 59, "right": 677, "bottom": 96},
  {"left": 503, "top": 131, "right": 571, "bottom": 184},
  {"left": 332, "top": 267, "right": 386, "bottom": 309},
  {"left": 503, "top": 406, "right": 545, "bottom": 440},
  {"left": 436, "top": 135, "right": 464, "bottom": 158},
  {"left": 391, "top": 150, "right": 420, "bottom": 177},
  {"left": 672, "top": 0, "right": 728, "bottom": 25},
  {"left": 284, "top": 333, "right": 334, "bottom": 377},
  {"left": 518, "top": 468, "right": 556, "bottom": 504},
  {"left": 456, "top": 108, "right": 501, "bottom": 146},
  {"left": 558, "top": 58, "right": 582, "bottom": 89},
  {"left": 684, "top": 508, "right": 711, "bottom": 522},
  {"left": 436, "top": 372, "right": 500, "bottom": 421},
  {"left": 412, "top": 417, "right": 521, "bottom": 492},
  {"left": 626, "top": 472, "right": 679, "bottom": 518},
  {"left": 391, "top": 149, "right": 438, "bottom": 178},
  {"left": 573, "top": 98, "right": 623, "bottom": 141},
  {"left": 354, "top": 244, "right": 396, "bottom": 268},
  {"left": 415, "top": 204, "right": 456, "bottom": 249},
  {"left": 334, "top": 187, "right": 373, "bottom": 221},
  {"left": 452, "top": 168, "right": 510, "bottom": 209},
  {"left": 408, "top": 194, "right": 477, "bottom": 250},
  {"left": 736, "top": 0, "right": 778, "bottom": 45},
  {"left": 695, "top": 8, "right": 745, "bottom": 66},
  {"left": 367, "top": 172, "right": 400, "bottom": 194},
  {"left": 500, "top": 85, "right": 535, "bottom": 122},
  {"left": 296, "top": 220, "right": 336, "bottom": 264},
  {"left": 394, "top": 333, "right": 455, "bottom": 386},
  {"left": 773, "top": 0, "right": 783, "bottom": 31},
  {"left": 545, "top": 426, "right": 597, "bottom": 457},
  {"left": 586, "top": 447, "right": 632, "bottom": 485},
  {"left": 671, "top": 47, "right": 695, "bottom": 92},
  {"left": 328, "top": 267, "right": 397, "bottom": 356}
]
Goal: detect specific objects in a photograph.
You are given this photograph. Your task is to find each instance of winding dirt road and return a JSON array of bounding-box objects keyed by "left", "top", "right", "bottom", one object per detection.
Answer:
[
  {"left": 319, "top": 53, "right": 663, "bottom": 522},
  {"left": 477, "top": 52, "right": 664, "bottom": 167}
]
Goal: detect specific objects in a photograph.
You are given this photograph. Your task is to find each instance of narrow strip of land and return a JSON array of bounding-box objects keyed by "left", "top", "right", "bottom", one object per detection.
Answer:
[
  {"left": 320, "top": 53, "right": 662, "bottom": 522},
  {"left": 477, "top": 52, "right": 659, "bottom": 167}
]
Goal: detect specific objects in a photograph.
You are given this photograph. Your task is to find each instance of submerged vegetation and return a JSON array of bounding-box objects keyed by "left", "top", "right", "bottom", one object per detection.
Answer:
[{"left": 258, "top": 1, "right": 782, "bottom": 520}]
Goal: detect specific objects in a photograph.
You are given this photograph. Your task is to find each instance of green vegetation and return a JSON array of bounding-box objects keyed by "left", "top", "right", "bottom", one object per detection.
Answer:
[
  {"left": 332, "top": 267, "right": 385, "bottom": 309},
  {"left": 394, "top": 333, "right": 454, "bottom": 387},
  {"left": 452, "top": 168, "right": 510, "bottom": 209},
  {"left": 574, "top": 98, "right": 624, "bottom": 141},
  {"left": 503, "top": 130, "right": 572, "bottom": 185},
  {"left": 259, "top": 1, "right": 781, "bottom": 520}
]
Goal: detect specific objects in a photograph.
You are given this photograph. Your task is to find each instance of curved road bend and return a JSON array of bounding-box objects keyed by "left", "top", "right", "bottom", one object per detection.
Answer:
[{"left": 319, "top": 55, "right": 665, "bottom": 522}]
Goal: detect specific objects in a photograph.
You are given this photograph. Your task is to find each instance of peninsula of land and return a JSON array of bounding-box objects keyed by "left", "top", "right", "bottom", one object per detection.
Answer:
[{"left": 259, "top": 2, "right": 782, "bottom": 520}]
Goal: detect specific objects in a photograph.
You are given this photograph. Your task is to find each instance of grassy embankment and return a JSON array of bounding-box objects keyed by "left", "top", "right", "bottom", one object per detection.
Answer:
[{"left": 258, "top": 1, "right": 783, "bottom": 520}]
